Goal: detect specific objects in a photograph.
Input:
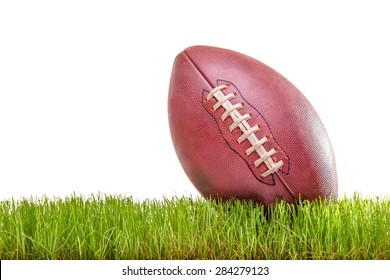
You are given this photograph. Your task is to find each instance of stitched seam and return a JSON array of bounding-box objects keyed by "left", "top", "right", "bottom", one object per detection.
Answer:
[
  {"left": 206, "top": 85, "right": 283, "bottom": 178},
  {"left": 200, "top": 90, "right": 275, "bottom": 186},
  {"left": 217, "top": 79, "right": 291, "bottom": 176},
  {"left": 182, "top": 50, "right": 215, "bottom": 88}
]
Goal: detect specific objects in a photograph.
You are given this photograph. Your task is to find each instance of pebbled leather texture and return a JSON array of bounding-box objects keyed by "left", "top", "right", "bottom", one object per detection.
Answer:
[{"left": 168, "top": 45, "right": 338, "bottom": 206}]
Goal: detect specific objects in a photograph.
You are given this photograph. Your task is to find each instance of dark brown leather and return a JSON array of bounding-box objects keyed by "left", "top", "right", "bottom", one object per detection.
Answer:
[{"left": 168, "top": 45, "right": 338, "bottom": 206}]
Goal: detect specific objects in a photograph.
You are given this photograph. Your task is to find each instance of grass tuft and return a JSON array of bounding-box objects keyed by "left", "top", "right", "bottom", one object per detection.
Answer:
[{"left": 0, "top": 193, "right": 389, "bottom": 259}]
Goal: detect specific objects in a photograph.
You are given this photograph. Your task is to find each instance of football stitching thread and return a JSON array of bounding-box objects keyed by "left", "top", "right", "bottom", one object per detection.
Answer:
[{"left": 205, "top": 84, "right": 284, "bottom": 178}]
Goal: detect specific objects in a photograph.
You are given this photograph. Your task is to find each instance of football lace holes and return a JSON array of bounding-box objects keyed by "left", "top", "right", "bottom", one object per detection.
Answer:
[{"left": 207, "top": 84, "right": 283, "bottom": 177}]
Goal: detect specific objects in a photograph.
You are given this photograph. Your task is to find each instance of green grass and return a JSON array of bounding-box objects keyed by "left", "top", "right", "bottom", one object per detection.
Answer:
[{"left": 0, "top": 193, "right": 389, "bottom": 260}]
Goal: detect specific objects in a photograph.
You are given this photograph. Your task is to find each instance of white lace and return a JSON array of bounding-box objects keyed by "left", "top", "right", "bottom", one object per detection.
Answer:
[{"left": 207, "top": 85, "right": 283, "bottom": 177}]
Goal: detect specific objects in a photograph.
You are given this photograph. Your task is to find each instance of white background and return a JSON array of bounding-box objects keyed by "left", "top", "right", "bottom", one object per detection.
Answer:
[
  {"left": 2, "top": 260, "right": 389, "bottom": 280},
  {"left": 0, "top": 0, "right": 389, "bottom": 201}
]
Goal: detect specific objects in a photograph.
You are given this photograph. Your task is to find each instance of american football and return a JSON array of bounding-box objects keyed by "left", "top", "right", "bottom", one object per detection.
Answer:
[{"left": 168, "top": 46, "right": 338, "bottom": 206}]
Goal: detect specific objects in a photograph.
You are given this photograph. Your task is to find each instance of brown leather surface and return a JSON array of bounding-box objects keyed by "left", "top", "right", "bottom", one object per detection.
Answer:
[{"left": 168, "top": 45, "right": 338, "bottom": 206}]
